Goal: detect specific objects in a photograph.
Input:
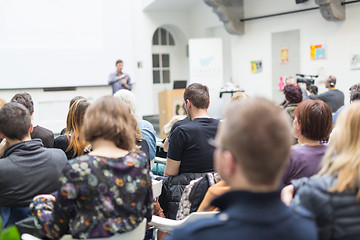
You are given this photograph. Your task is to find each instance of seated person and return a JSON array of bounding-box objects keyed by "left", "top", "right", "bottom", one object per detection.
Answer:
[
  {"left": 165, "top": 83, "right": 219, "bottom": 176},
  {"left": 283, "top": 85, "right": 303, "bottom": 122},
  {"left": 282, "top": 101, "right": 360, "bottom": 239},
  {"left": 53, "top": 98, "right": 90, "bottom": 159},
  {"left": 282, "top": 100, "right": 332, "bottom": 185},
  {"left": 30, "top": 96, "right": 153, "bottom": 239},
  {"left": 168, "top": 97, "right": 317, "bottom": 240},
  {"left": 114, "top": 89, "right": 155, "bottom": 162},
  {"left": 0, "top": 102, "right": 67, "bottom": 227},
  {"left": 11, "top": 92, "right": 54, "bottom": 148}
]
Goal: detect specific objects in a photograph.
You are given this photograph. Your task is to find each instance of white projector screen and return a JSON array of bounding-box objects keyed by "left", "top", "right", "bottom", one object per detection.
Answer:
[{"left": 0, "top": 0, "right": 133, "bottom": 89}]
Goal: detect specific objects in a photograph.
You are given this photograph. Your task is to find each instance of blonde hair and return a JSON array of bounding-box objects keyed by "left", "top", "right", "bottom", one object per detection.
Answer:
[
  {"left": 231, "top": 92, "right": 248, "bottom": 101},
  {"left": 163, "top": 115, "right": 187, "bottom": 136},
  {"left": 319, "top": 101, "right": 360, "bottom": 199},
  {"left": 65, "top": 99, "right": 90, "bottom": 157}
]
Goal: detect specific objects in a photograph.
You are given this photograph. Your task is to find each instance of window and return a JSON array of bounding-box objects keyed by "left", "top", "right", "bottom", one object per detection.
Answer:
[
  {"left": 152, "top": 53, "right": 170, "bottom": 84},
  {"left": 152, "top": 28, "right": 175, "bottom": 46},
  {"left": 152, "top": 27, "right": 175, "bottom": 84}
]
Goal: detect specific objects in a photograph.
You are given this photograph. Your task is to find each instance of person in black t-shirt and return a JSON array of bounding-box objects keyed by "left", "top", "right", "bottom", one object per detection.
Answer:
[{"left": 165, "top": 83, "right": 219, "bottom": 176}]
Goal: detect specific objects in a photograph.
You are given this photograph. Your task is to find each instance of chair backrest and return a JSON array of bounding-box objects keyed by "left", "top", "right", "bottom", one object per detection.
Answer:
[
  {"left": 152, "top": 179, "right": 163, "bottom": 199},
  {"left": 22, "top": 218, "right": 147, "bottom": 240}
]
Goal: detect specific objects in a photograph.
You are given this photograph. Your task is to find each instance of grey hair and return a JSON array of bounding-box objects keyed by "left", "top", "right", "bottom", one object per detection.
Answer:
[{"left": 113, "top": 89, "right": 136, "bottom": 113}]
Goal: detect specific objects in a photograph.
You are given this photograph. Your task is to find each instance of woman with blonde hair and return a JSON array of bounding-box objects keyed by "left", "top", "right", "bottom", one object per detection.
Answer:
[
  {"left": 281, "top": 101, "right": 360, "bottom": 239},
  {"left": 54, "top": 98, "right": 90, "bottom": 159},
  {"left": 30, "top": 96, "right": 153, "bottom": 239}
]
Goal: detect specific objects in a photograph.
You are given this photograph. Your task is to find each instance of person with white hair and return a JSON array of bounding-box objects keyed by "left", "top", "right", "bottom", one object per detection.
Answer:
[{"left": 114, "top": 89, "right": 156, "bottom": 161}]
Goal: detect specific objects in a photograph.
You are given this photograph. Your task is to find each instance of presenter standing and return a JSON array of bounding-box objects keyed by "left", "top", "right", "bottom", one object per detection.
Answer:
[{"left": 108, "top": 59, "right": 132, "bottom": 93}]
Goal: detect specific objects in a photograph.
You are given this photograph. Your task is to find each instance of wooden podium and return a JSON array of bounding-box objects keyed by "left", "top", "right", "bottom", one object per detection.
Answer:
[{"left": 158, "top": 89, "right": 186, "bottom": 139}]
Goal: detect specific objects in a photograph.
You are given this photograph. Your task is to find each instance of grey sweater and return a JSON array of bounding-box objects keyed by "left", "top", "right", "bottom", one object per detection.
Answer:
[{"left": 0, "top": 139, "right": 67, "bottom": 207}]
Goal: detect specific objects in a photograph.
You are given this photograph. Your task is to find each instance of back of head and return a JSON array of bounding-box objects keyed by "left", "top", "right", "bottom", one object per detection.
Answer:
[
  {"left": 0, "top": 102, "right": 31, "bottom": 140},
  {"left": 113, "top": 89, "right": 137, "bottom": 113},
  {"left": 222, "top": 97, "right": 292, "bottom": 185},
  {"left": 65, "top": 99, "right": 90, "bottom": 157},
  {"left": 66, "top": 99, "right": 90, "bottom": 133},
  {"left": 294, "top": 100, "right": 332, "bottom": 141},
  {"left": 82, "top": 96, "right": 135, "bottom": 150},
  {"left": 283, "top": 85, "right": 302, "bottom": 104},
  {"left": 231, "top": 92, "right": 248, "bottom": 102},
  {"left": 183, "top": 83, "right": 209, "bottom": 109},
  {"left": 350, "top": 83, "right": 360, "bottom": 102},
  {"left": 328, "top": 75, "right": 336, "bottom": 88},
  {"left": 320, "top": 101, "right": 360, "bottom": 197},
  {"left": 69, "top": 96, "right": 86, "bottom": 109},
  {"left": 285, "top": 76, "right": 296, "bottom": 86},
  {"left": 11, "top": 92, "right": 34, "bottom": 115}
]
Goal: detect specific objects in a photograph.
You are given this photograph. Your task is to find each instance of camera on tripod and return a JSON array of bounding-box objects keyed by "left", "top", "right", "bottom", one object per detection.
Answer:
[{"left": 296, "top": 74, "right": 318, "bottom": 91}]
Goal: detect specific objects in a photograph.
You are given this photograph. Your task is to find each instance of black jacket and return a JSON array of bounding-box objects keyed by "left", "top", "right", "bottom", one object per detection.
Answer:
[
  {"left": 157, "top": 173, "right": 208, "bottom": 219},
  {"left": 292, "top": 176, "right": 360, "bottom": 240}
]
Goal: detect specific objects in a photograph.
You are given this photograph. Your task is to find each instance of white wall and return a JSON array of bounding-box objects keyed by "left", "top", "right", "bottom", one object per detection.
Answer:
[
  {"left": 0, "top": 86, "right": 112, "bottom": 134},
  {"left": 231, "top": 0, "right": 360, "bottom": 102}
]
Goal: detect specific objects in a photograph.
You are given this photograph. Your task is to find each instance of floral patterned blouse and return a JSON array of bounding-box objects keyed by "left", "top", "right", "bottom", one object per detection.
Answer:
[{"left": 30, "top": 152, "right": 153, "bottom": 239}]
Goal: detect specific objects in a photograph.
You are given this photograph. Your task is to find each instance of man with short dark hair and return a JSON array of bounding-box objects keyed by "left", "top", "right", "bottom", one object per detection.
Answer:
[
  {"left": 309, "top": 75, "right": 344, "bottom": 112},
  {"left": 164, "top": 83, "right": 219, "bottom": 176},
  {"left": 0, "top": 102, "right": 67, "bottom": 226},
  {"left": 168, "top": 97, "right": 317, "bottom": 240},
  {"left": 11, "top": 92, "right": 54, "bottom": 148},
  {"left": 108, "top": 59, "right": 132, "bottom": 93}
]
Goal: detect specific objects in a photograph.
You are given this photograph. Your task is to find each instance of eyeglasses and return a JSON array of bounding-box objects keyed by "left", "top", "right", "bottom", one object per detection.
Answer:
[{"left": 208, "top": 138, "right": 226, "bottom": 151}]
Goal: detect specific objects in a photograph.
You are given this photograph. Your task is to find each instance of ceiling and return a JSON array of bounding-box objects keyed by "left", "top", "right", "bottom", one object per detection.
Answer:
[{"left": 143, "top": 0, "right": 199, "bottom": 11}]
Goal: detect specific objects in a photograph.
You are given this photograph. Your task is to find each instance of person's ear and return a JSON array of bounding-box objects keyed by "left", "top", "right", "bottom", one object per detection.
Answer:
[
  {"left": 222, "top": 150, "right": 237, "bottom": 179},
  {"left": 0, "top": 132, "right": 5, "bottom": 139},
  {"left": 29, "top": 123, "right": 33, "bottom": 134}
]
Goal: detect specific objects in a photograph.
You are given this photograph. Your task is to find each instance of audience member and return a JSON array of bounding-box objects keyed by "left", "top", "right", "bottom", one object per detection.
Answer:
[
  {"left": 282, "top": 100, "right": 332, "bottom": 185},
  {"left": 11, "top": 92, "right": 54, "bottom": 148},
  {"left": 283, "top": 85, "right": 303, "bottom": 121},
  {"left": 0, "top": 102, "right": 66, "bottom": 227},
  {"left": 309, "top": 75, "right": 344, "bottom": 112},
  {"left": 285, "top": 76, "right": 309, "bottom": 100},
  {"left": 60, "top": 96, "right": 86, "bottom": 135},
  {"left": 231, "top": 91, "right": 248, "bottom": 101},
  {"left": 163, "top": 116, "right": 189, "bottom": 153},
  {"left": 165, "top": 83, "right": 219, "bottom": 176},
  {"left": 169, "top": 97, "right": 317, "bottom": 240},
  {"left": 114, "top": 89, "right": 156, "bottom": 161},
  {"left": 282, "top": 101, "right": 360, "bottom": 239},
  {"left": 53, "top": 98, "right": 90, "bottom": 159},
  {"left": 108, "top": 59, "right": 131, "bottom": 94},
  {"left": 332, "top": 83, "right": 360, "bottom": 124},
  {"left": 196, "top": 91, "right": 249, "bottom": 212},
  {"left": 30, "top": 96, "right": 153, "bottom": 239}
]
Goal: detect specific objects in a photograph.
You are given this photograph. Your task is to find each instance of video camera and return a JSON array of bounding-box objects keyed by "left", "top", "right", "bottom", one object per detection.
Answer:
[{"left": 296, "top": 74, "right": 318, "bottom": 91}]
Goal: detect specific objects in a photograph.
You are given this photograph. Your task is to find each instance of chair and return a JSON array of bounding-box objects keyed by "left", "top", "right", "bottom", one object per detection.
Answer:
[
  {"left": 148, "top": 211, "right": 218, "bottom": 238},
  {"left": 21, "top": 218, "right": 147, "bottom": 240}
]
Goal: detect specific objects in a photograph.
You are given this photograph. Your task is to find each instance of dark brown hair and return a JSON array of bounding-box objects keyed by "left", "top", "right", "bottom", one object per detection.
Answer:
[
  {"left": 294, "top": 100, "right": 332, "bottom": 141},
  {"left": 82, "top": 96, "right": 136, "bottom": 151},
  {"left": 283, "top": 85, "right": 302, "bottom": 104},
  {"left": 222, "top": 97, "right": 292, "bottom": 185},
  {"left": 183, "top": 83, "right": 209, "bottom": 109},
  {"left": 0, "top": 102, "right": 31, "bottom": 140},
  {"left": 65, "top": 99, "right": 90, "bottom": 157},
  {"left": 11, "top": 92, "right": 34, "bottom": 115}
]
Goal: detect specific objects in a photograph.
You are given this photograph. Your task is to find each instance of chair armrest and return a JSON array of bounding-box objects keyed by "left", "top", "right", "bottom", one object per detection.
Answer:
[
  {"left": 154, "top": 157, "right": 167, "bottom": 165},
  {"left": 148, "top": 216, "right": 186, "bottom": 232}
]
